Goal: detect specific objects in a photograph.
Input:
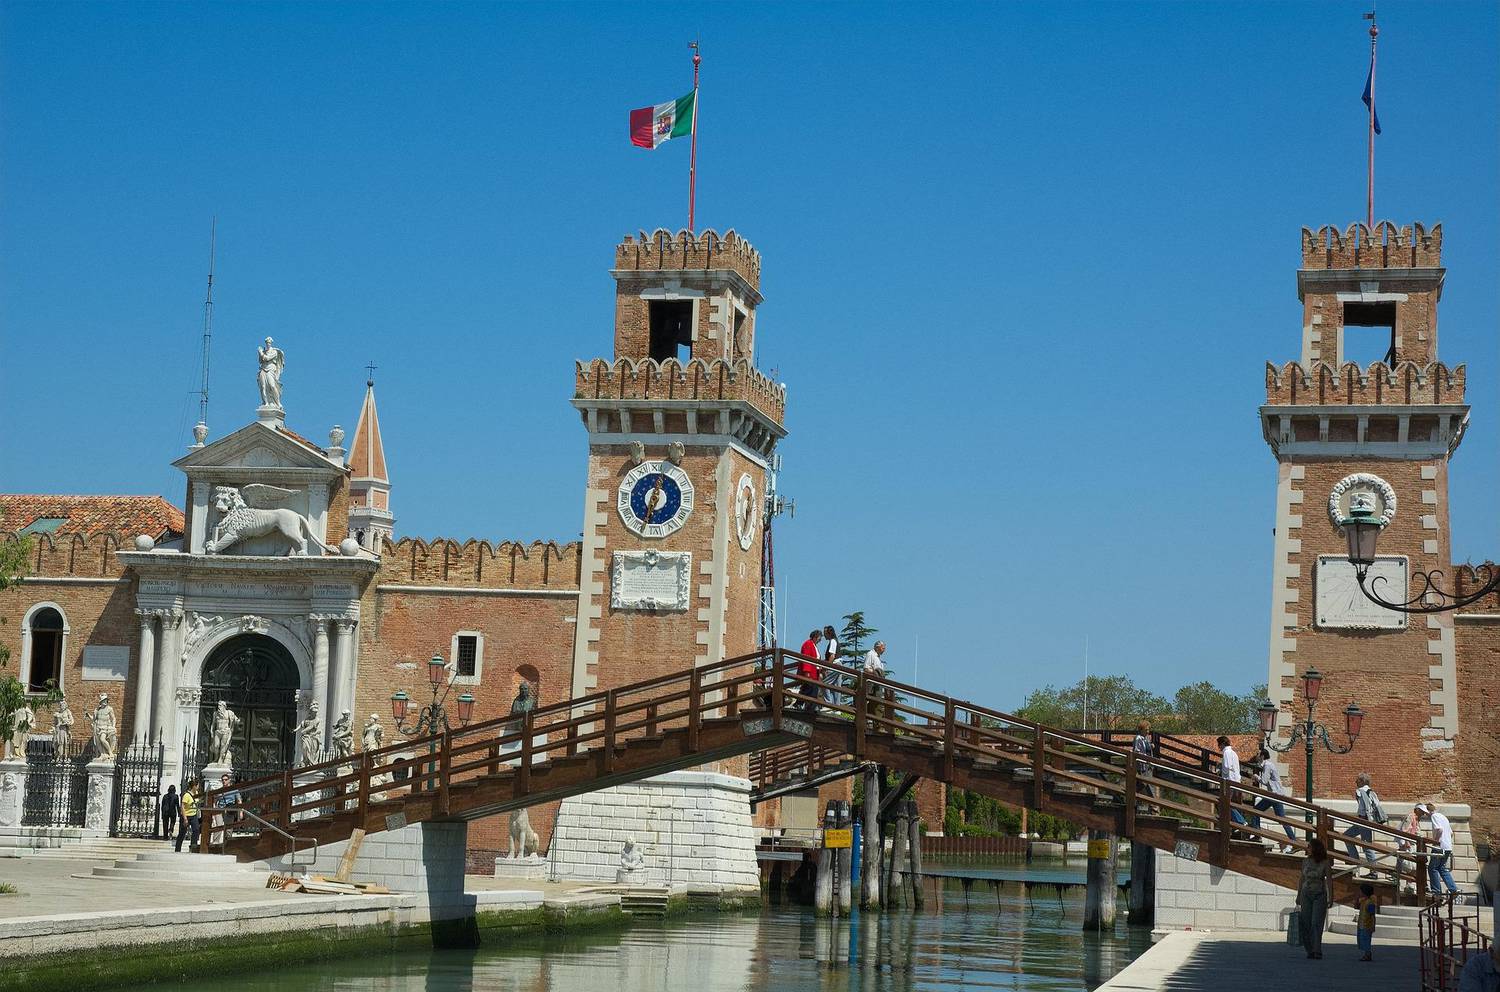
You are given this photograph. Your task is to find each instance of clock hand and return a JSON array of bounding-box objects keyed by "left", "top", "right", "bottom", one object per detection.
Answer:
[{"left": 646, "top": 473, "right": 666, "bottom": 524}]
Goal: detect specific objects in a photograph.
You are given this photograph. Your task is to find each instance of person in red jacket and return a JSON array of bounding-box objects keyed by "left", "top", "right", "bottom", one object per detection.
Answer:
[{"left": 795, "top": 629, "right": 823, "bottom": 709}]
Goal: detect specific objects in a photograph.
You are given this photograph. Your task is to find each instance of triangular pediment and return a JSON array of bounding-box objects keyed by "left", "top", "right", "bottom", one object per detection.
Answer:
[{"left": 174, "top": 422, "right": 344, "bottom": 475}]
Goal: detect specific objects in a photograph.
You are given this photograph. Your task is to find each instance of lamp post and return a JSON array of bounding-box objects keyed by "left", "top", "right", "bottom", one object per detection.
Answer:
[
  {"left": 1340, "top": 502, "right": 1500, "bottom": 613},
  {"left": 391, "top": 653, "right": 475, "bottom": 789},
  {"left": 1259, "top": 667, "right": 1364, "bottom": 804}
]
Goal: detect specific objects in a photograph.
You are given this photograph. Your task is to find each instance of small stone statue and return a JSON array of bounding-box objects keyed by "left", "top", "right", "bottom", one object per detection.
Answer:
[
  {"left": 86, "top": 695, "right": 117, "bottom": 759},
  {"left": 257, "top": 337, "right": 285, "bottom": 409},
  {"left": 51, "top": 703, "right": 74, "bottom": 756},
  {"left": 619, "top": 836, "right": 646, "bottom": 873},
  {"left": 330, "top": 709, "right": 355, "bottom": 761},
  {"left": 294, "top": 701, "right": 323, "bottom": 766},
  {"left": 508, "top": 807, "right": 540, "bottom": 859},
  {"left": 6, "top": 703, "right": 34, "bottom": 760},
  {"left": 361, "top": 713, "right": 383, "bottom": 753},
  {"left": 207, "top": 700, "right": 241, "bottom": 766}
]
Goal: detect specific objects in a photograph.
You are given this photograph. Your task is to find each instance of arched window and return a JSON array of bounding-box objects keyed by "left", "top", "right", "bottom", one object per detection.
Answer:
[{"left": 23, "top": 605, "right": 67, "bottom": 695}]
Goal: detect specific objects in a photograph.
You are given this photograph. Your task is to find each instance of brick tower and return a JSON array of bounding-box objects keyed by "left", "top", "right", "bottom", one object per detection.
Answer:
[
  {"left": 569, "top": 229, "right": 787, "bottom": 700},
  {"left": 1260, "top": 221, "right": 1469, "bottom": 801}
]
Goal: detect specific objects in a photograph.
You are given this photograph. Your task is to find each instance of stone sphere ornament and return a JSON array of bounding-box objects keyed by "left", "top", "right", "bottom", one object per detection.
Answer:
[
  {"left": 339, "top": 538, "right": 361, "bottom": 557},
  {"left": 133, "top": 534, "right": 156, "bottom": 551}
]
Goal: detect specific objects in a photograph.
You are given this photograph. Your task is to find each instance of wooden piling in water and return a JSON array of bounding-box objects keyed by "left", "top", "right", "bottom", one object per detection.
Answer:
[
  {"left": 1128, "top": 841, "right": 1155, "bottom": 927},
  {"left": 862, "top": 764, "right": 881, "bottom": 910},
  {"left": 1083, "top": 829, "right": 1117, "bottom": 930},
  {"left": 906, "top": 797, "right": 924, "bottom": 910},
  {"left": 891, "top": 802, "right": 911, "bottom": 910}
]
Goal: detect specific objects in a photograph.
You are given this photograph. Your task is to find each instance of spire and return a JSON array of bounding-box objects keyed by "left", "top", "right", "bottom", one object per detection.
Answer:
[
  {"left": 346, "top": 376, "right": 394, "bottom": 553},
  {"left": 348, "top": 379, "right": 388, "bottom": 485}
]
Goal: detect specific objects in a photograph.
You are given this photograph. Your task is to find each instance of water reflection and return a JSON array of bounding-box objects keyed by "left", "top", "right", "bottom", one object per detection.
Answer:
[{"left": 135, "top": 877, "right": 1148, "bottom": 992}]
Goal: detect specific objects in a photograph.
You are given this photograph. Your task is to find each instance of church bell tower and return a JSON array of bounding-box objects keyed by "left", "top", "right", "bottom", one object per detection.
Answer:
[{"left": 569, "top": 229, "right": 787, "bottom": 698}]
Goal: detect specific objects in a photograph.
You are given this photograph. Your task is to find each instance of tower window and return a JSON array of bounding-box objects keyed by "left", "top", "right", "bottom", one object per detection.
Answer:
[
  {"left": 451, "top": 631, "right": 483, "bottom": 684},
  {"left": 648, "top": 300, "right": 694, "bottom": 363},
  {"left": 24, "top": 605, "right": 66, "bottom": 694},
  {"left": 1342, "top": 301, "right": 1397, "bottom": 367}
]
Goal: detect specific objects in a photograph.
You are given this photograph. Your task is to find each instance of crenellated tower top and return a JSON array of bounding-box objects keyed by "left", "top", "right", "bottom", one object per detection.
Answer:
[{"left": 1300, "top": 221, "right": 1442, "bottom": 270}]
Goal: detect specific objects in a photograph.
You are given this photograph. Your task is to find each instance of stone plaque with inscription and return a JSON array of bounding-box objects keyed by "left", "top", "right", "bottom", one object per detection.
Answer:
[
  {"left": 610, "top": 550, "right": 692, "bottom": 612},
  {"left": 1316, "top": 555, "right": 1407, "bottom": 630},
  {"left": 82, "top": 646, "right": 130, "bottom": 682}
]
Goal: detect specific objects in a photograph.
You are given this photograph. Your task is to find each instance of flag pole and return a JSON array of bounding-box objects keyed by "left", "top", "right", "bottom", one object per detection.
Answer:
[
  {"left": 1365, "top": 12, "right": 1378, "bottom": 229},
  {"left": 689, "top": 40, "right": 701, "bottom": 233}
]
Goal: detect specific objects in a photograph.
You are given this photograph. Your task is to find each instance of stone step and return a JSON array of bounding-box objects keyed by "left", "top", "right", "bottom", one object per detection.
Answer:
[
  {"left": 86, "top": 864, "right": 268, "bottom": 883},
  {"left": 1329, "top": 920, "right": 1421, "bottom": 942},
  {"left": 120, "top": 851, "right": 240, "bottom": 866}
]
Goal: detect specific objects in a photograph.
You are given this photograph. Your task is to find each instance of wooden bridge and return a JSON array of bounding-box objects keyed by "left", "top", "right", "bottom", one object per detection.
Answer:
[{"left": 207, "top": 648, "right": 1431, "bottom": 906}]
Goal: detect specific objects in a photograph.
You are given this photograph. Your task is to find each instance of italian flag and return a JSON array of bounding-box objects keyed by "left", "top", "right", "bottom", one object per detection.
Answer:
[{"left": 630, "top": 91, "right": 695, "bottom": 149}]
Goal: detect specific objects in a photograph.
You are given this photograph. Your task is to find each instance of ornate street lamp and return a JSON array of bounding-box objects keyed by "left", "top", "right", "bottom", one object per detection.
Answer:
[
  {"left": 1340, "top": 502, "right": 1500, "bottom": 613},
  {"left": 1260, "top": 667, "right": 1364, "bottom": 804},
  {"left": 390, "top": 653, "right": 476, "bottom": 789}
]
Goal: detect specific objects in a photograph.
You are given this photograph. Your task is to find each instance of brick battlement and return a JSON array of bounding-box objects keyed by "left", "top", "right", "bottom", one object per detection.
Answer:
[
  {"left": 1265, "top": 360, "right": 1465, "bottom": 406},
  {"left": 2, "top": 531, "right": 128, "bottom": 578},
  {"left": 1301, "top": 221, "right": 1442, "bottom": 270},
  {"left": 575, "top": 357, "right": 786, "bottom": 425},
  {"left": 614, "top": 229, "right": 760, "bottom": 288},
  {"left": 378, "top": 537, "right": 580, "bottom": 589}
]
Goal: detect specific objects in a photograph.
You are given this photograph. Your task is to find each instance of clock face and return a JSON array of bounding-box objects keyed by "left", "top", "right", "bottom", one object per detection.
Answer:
[
  {"left": 617, "top": 461, "right": 695, "bottom": 538},
  {"left": 734, "top": 473, "right": 758, "bottom": 551}
]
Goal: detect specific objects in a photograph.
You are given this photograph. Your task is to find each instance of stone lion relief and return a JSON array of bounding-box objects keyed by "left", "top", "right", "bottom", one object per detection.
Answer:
[{"left": 207, "top": 485, "right": 331, "bottom": 556}]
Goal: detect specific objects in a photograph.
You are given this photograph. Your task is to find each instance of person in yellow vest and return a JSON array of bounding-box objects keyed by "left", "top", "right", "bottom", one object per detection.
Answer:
[{"left": 175, "top": 781, "right": 201, "bottom": 853}]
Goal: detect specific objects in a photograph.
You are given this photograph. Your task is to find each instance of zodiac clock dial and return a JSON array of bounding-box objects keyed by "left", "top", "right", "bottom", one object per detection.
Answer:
[
  {"left": 617, "top": 461, "right": 695, "bottom": 538},
  {"left": 734, "top": 473, "right": 758, "bottom": 551}
]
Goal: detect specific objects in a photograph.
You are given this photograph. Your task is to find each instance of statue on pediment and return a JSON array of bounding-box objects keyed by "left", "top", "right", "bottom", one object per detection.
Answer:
[
  {"left": 207, "top": 485, "right": 330, "bottom": 557},
  {"left": 258, "top": 337, "right": 285, "bottom": 410}
]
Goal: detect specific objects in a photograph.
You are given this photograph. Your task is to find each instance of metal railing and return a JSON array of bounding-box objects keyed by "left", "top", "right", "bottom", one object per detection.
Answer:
[{"left": 1420, "top": 897, "right": 1493, "bottom": 991}]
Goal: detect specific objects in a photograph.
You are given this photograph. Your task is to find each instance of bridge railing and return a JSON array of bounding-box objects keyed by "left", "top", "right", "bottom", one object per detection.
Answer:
[{"left": 205, "top": 650, "right": 1428, "bottom": 900}]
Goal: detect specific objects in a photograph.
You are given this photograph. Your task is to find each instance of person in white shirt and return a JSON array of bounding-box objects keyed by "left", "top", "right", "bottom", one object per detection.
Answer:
[
  {"left": 1217, "top": 736, "right": 1248, "bottom": 828},
  {"left": 1421, "top": 803, "right": 1461, "bottom": 896},
  {"left": 861, "top": 641, "right": 887, "bottom": 678},
  {"left": 1248, "top": 748, "right": 1296, "bottom": 852},
  {"left": 820, "top": 625, "right": 841, "bottom": 705}
]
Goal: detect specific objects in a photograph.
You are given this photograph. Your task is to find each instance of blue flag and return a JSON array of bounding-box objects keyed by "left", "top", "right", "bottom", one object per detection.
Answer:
[{"left": 1363, "top": 59, "right": 1381, "bottom": 135}]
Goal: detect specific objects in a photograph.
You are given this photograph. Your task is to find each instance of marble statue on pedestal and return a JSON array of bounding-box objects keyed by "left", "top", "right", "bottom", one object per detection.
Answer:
[
  {"left": 618, "top": 836, "right": 647, "bottom": 882},
  {"left": 361, "top": 713, "right": 383, "bottom": 752},
  {"left": 6, "top": 703, "right": 33, "bottom": 760},
  {"left": 207, "top": 701, "right": 241, "bottom": 766},
  {"left": 86, "top": 695, "right": 117, "bottom": 759},
  {"left": 510, "top": 681, "right": 537, "bottom": 718},
  {"left": 330, "top": 710, "right": 354, "bottom": 761},
  {"left": 508, "top": 807, "right": 540, "bottom": 859},
  {"left": 257, "top": 337, "right": 284, "bottom": 409},
  {"left": 295, "top": 702, "right": 323, "bottom": 767},
  {"left": 50, "top": 703, "right": 73, "bottom": 756}
]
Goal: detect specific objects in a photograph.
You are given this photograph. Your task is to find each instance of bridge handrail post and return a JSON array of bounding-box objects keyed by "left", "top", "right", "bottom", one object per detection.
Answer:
[
  {"left": 602, "top": 690, "right": 617, "bottom": 774},
  {"left": 726, "top": 660, "right": 740, "bottom": 717},
  {"left": 438, "top": 729, "right": 452, "bottom": 816},
  {"left": 1216, "top": 778, "right": 1232, "bottom": 862},
  {"left": 357, "top": 750, "right": 370, "bottom": 823},
  {"left": 1316, "top": 808, "right": 1332, "bottom": 858},
  {"left": 688, "top": 665, "right": 702, "bottom": 753},
  {"left": 519, "top": 710, "right": 533, "bottom": 796},
  {"left": 1123, "top": 756, "right": 1137, "bottom": 837},
  {"left": 1415, "top": 837, "right": 1428, "bottom": 904},
  {"left": 279, "top": 768, "right": 294, "bottom": 831},
  {"left": 770, "top": 651, "right": 784, "bottom": 730},
  {"left": 1030, "top": 726, "right": 1047, "bottom": 811},
  {"left": 854, "top": 674, "right": 867, "bottom": 758},
  {"left": 646, "top": 702, "right": 659, "bottom": 738},
  {"left": 942, "top": 699, "right": 955, "bottom": 782}
]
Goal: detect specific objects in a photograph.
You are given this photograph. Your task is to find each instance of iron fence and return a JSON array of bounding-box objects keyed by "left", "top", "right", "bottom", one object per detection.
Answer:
[
  {"left": 109, "top": 739, "right": 165, "bottom": 838},
  {"left": 21, "top": 737, "right": 90, "bottom": 828}
]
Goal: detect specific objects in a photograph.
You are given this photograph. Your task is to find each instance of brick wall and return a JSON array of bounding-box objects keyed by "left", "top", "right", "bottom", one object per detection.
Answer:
[{"left": 1453, "top": 613, "right": 1500, "bottom": 844}]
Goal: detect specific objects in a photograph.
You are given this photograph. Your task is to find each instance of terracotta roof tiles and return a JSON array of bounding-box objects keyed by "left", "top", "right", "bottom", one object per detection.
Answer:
[{"left": 0, "top": 494, "right": 185, "bottom": 540}]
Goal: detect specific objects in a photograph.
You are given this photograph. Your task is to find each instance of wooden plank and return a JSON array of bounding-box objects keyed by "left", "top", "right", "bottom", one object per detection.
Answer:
[
  {"left": 602, "top": 690, "right": 617, "bottom": 775},
  {"left": 439, "top": 731, "right": 452, "bottom": 816},
  {"left": 518, "top": 711, "right": 533, "bottom": 796},
  {"left": 687, "top": 666, "right": 702, "bottom": 753},
  {"left": 335, "top": 828, "right": 365, "bottom": 882},
  {"left": 942, "top": 700, "right": 955, "bottom": 782},
  {"left": 1031, "top": 730, "right": 1046, "bottom": 810},
  {"left": 853, "top": 675, "right": 867, "bottom": 759}
]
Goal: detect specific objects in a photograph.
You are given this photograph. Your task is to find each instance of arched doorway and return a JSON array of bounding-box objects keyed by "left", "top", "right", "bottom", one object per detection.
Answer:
[{"left": 192, "top": 633, "right": 299, "bottom": 780}]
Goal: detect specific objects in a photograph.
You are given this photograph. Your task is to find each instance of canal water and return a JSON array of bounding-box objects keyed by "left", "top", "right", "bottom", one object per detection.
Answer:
[{"left": 138, "top": 861, "right": 1150, "bottom": 992}]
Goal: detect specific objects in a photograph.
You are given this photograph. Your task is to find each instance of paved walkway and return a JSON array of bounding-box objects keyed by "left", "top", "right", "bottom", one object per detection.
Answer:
[{"left": 1099, "top": 930, "right": 1418, "bottom": 992}]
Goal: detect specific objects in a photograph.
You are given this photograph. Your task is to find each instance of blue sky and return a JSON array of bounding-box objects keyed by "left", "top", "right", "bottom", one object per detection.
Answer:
[{"left": 2, "top": 2, "right": 1496, "bottom": 707}]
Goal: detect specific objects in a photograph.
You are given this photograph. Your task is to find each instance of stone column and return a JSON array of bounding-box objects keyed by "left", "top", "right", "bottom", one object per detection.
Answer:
[
  {"left": 310, "top": 617, "right": 331, "bottom": 746},
  {"left": 332, "top": 618, "right": 357, "bottom": 732},
  {"left": 153, "top": 611, "right": 181, "bottom": 745},
  {"left": 132, "top": 610, "right": 157, "bottom": 743}
]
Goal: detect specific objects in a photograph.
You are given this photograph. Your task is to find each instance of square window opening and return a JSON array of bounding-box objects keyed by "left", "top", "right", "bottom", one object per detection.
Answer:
[
  {"left": 1342, "top": 302, "right": 1397, "bottom": 367},
  {"left": 456, "top": 635, "right": 478, "bottom": 678},
  {"left": 648, "top": 300, "right": 694, "bottom": 364}
]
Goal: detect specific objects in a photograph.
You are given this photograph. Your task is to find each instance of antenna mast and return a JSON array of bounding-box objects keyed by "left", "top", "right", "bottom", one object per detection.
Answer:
[{"left": 197, "top": 218, "right": 217, "bottom": 428}]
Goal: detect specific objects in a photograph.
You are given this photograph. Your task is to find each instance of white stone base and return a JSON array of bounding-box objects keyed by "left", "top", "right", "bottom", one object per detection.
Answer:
[
  {"left": 492, "top": 855, "right": 548, "bottom": 881},
  {"left": 256, "top": 820, "right": 472, "bottom": 922},
  {"left": 547, "top": 770, "right": 759, "bottom": 893}
]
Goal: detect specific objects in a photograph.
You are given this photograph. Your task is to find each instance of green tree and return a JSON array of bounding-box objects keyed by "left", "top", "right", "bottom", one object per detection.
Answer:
[
  {"left": 839, "top": 611, "right": 877, "bottom": 662},
  {"left": 1165, "top": 681, "right": 1267, "bottom": 734},
  {"left": 1017, "top": 675, "right": 1170, "bottom": 730},
  {"left": 0, "top": 535, "right": 59, "bottom": 744}
]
